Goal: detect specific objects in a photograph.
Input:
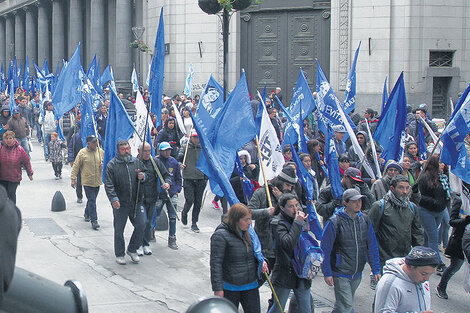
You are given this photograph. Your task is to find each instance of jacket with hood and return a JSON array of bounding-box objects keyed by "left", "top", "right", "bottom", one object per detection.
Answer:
[
  {"left": 348, "top": 131, "right": 368, "bottom": 168},
  {"left": 374, "top": 257, "right": 431, "bottom": 313},
  {"left": 0, "top": 105, "right": 10, "bottom": 127},
  {"left": 0, "top": 140, "right": 33, "bottom": 182},
  {"left": 155, "top": 118, "right": 181, "bottom": 158}
]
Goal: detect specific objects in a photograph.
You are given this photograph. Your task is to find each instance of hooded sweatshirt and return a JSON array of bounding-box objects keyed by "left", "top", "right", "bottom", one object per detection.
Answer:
[{"left": 374, "top": 257, "right": 431, "bottom": 313}]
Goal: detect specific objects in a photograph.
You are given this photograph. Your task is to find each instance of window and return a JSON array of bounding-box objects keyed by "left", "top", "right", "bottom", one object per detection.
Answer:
[{"left": 429, "top": 51, "right": 454, "bottom": 67}]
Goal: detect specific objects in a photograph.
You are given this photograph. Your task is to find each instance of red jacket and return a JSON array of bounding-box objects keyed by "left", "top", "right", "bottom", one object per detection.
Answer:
[{"left": 0, "top": 140, "right": 33, "bottom": 182}]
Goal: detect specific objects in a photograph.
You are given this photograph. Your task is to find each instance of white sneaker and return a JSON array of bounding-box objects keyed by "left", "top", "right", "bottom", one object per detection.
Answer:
[
  {"left": 143, "top": 246, "right": 152, "bottom": 255},
  {"left": 126, "top": 250, "right": 140, "bottom": 263},
  {"left": 136, "top": 246, "right": 144, "bottom": 256},
  {"left": 116, "top": 256, "right": 126, "bottom": 265}
]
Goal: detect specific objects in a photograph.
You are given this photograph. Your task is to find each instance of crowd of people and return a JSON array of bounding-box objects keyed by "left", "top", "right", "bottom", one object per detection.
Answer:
[{"left": 1, "top": 84, "right": 469, "bottom": 313}]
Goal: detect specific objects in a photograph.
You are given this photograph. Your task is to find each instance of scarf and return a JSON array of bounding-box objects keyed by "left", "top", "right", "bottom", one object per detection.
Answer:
[{"left": 385, "top": 190, "right": 409, "bottom": 209}]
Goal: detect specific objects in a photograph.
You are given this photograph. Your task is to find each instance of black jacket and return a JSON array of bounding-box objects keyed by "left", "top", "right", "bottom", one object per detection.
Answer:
[
  {"left": 105, "top": 154, "right": 144, "bottom": 206},
  {"left": 270, "top": 212, "right": 311, "bottom": 289},
  {"left": 210, "top": 222, "right": 258, "bottom": 291},
  {"left": 418, "top": 173, "right": 449, "bottom": 213},
  {"left": 462, "top": 224, "right": 470, "bottom": 261},
  {"left": 445, "top": 193, "right": 470, "bottom": 260},
  {"left": 141, "top": 157, "right": 171, "bottom": 204}
]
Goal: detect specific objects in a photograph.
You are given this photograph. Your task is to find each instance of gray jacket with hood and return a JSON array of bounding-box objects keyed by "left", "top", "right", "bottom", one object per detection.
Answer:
[{"left": 374, "top": 257, "right": 431, "bottom": 313}]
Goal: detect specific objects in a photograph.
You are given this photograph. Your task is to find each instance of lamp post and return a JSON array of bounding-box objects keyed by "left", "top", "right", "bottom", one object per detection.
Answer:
[
  {"left": 199, "top": 0, "right": 252, "bottom": 101},
  {"left": 132, "top": 26, "right": 145, "bottom": 86}
]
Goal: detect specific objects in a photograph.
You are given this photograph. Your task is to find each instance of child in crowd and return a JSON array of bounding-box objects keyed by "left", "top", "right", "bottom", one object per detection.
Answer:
[{"left": 48, "top": 132, "right": 66, "bottom": 179}]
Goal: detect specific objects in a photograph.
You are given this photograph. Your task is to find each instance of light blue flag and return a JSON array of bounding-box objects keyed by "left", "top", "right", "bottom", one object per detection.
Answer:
[
  {"left": 102, "top": 89, "right": 135, "bottom": 181},
  {"left": 87, "top": 55, "right": 97, "bottom": 81},
  {"left": 8, "top": 80, "right": 17, "bottom": 113},
  {"left": 324, "top": 123, "right": 343, "bottom": 199},
  {"left": 52, "top": 44, "right": 83, "bottom": 119},
  {"left": 417, "top": 121, "right": 427, "bottom": 160},
  {"left": 149, "top": 7, "right": 165, "bottom": 127},
  {"left": 342, "top": 42, "right": 361, "bottom": 115},
  {"left": 196, "top": 75, "right": 224, "bottom": 140},
  {"left": 80, "top": 82, "right": 100, "bottom": 147},
  {"left": 0, "top": 64, "right": 5, "bottom": 91},
  {"left": 440, "top": 83, "right": 470, "bottom": 183},
  {"left": 190, "top": 110, "right": 240, "bottom": 206},
  {"left": 197, "top": 72, "right": 257, "bottom": 198},
  {"left": 184, "top": 63, "right": 194, "bottom": 97},
  {"left": 373, "top": 72, "right": 407, "bottom": 162},
  {"left": 382, "top": 76, "right": 388, "bottom": 113},
  {"left": 23, "top": 57, "right": 30, "bottom": 93},
  {"left": 56, "top": 122, "right": 66, "bottom": 142},
  {"left": 282, "top": 69, "right": 316, "bottom": 150},
  {"left": 42, "top": 59, "right": 49, "bottom": 76},
  {"left": 316, "top": 60, "right": 356, "bottom": 140},
  {"left": 100, "top": 64, "right": 116, "bottom": 92},
  {"left": 131, "top": 68, "right": 139, "bottom": 92}
]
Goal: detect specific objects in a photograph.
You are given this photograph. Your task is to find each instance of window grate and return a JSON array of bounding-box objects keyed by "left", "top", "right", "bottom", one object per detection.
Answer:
[{"left": 429, "top": 51, "right": 454, "bottom": 67}]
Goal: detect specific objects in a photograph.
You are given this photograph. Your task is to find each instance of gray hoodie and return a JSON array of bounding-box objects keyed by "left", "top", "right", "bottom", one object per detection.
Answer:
[{"left": 374, "top": 257, "right": 431, "bottom": 313}]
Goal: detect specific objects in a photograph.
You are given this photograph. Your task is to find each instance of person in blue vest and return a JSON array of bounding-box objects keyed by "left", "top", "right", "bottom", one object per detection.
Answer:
[{"left": 321, "top": 188, "right": 381, "bottom": 313}]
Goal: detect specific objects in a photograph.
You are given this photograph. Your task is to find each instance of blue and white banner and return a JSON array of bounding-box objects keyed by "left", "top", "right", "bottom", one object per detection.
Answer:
[
  {"left": 184, "top": 63, "right": 194, "bottom": 97},
  {"left": 342, "top": 42, "right": 361, "bottom": 115},
  {"left": 131, "top": 68, "right": 139, "bottom": 92}
]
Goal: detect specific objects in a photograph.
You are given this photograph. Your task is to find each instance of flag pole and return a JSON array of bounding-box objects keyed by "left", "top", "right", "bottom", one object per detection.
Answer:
[
  {"left": 255, "top": 135, "right": 273, "bottom": 208},
  {"left": 264, "top": 273, "right": 284, "bottom": 313},
  {"left": 182, "top": 125, "right": 193, "bottom": 166}
]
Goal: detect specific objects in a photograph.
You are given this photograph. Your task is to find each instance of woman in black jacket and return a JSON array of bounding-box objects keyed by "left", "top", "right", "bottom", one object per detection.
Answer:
[
  {"left": 418, "top": 154, "right": 451, "bottom": 273},
  {"left": 210, "top": 203, "right": 268, "bottom": 313},
  {"left": 154, "top": 117, "right": 181, "bottom": 158},
  {"left": 436, "top": 192, "right": 470, "bottom": 299}
]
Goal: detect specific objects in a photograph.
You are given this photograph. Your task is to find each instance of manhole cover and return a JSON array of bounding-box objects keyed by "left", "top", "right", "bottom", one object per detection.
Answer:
[{"left": 24, "top": 218, "right": 67, "bottom": 236}]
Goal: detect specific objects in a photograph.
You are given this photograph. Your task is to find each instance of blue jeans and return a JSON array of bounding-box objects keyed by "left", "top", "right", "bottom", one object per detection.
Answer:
[
  {"left": 83, "top": 186, "right": 100, "bottom": 222},
  {"left": 439, "top": 208, "right": 450, "bottom": 248},
  {"left": 153, "top": 194, "right": 178, "bottom": 237},
  {"left": 332, "top": 276, "right": 362, "bottom": 313},
  {"left": 44, "top": 133, "right": 51, "bottom": 159},
  {"left": 418, "top": 205, "right": 444, "bottom": 263},
  {"left": 18, "top": 137, "right": 30, "bottom": 158},
  {"left": 267, "top": 283, "right": 311, "bottom": 313}
]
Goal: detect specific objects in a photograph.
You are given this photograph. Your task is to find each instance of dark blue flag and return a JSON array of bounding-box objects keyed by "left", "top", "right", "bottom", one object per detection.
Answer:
[
  {"left": 197, "top": 72, "right": 257, "bottom": 199},
  {"left": 342, "top": 42, "right": 361, "bottom": 115},
  {"left": 23, "top": 57, "right": 30, "bottom": 93},
  {"left": 0, "top": 64, "right": 5, "bottom": 91},
  {"left": 382, "top": 76, "right": 388, "bottom": 113},
  {"left": 373, "top": 72, "right": 407, "bottom": 162},
  {"left": 196, "top": 75, "right": 225, "bottom": 140},
  {"left": 102, "top": 89, "right": 135, "bottom": 180},
  {"left": 324, "top": 124, "right": 343, "bottom": 199},
  {"left": 417, "top": 121, "right": 427, "bottom": 160},
  {"left": 52, "top": 44, "right": 83, "bottom": 119},
  {"left": 149, "top": 7, "right": 165, "bottom": 127},
  {"left": 234, "top": 154, "right": 254, "bottom": 202},
  {"left": 440, "top": 83, "right": 470, "bottom": 183}
]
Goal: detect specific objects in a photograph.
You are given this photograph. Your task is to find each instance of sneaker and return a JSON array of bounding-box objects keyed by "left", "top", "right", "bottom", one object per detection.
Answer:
[
  {"left": 370, "top": 276, "right": 377, "bottom": 290},
  {"left": 181, "top": 212, "right": 188, "bottom": 226},
  {"left": 212, "top": 200, "right": 221, "bottom": 210},
  {"left": 84, "top": 215, "right": 90, "bottom": 222},
  {"left": 91, "top": 221, "right": 100, "bottom": 230},
  {"left": 126, "top": 250, "right": 140, "bottom": 263},
  {"left": 436, "top": 263, "right": 446, "bottom": 276},
  {"left": 143, "top": 246, "right": 152, "bottom": 255},
  {"left": 116, "top": 256, "right": 126, "bottom": 265},
  {"left": 55, "top": 176, "right": 60, "bottom": 180},
  {"left": 191, "top": 224, "right": 200, "bottom": 233},
  {"left": 436, "top": 285, "right": 448, "bottom": 299},
  {"left": 136, "top": 246, "right": 144, "bottom": 256},
  {"left": 77, "top": 198, "right": 83, "bottom": 204},
  {"left": 168, "top": 236, "right": 178, "bottom": 250}
]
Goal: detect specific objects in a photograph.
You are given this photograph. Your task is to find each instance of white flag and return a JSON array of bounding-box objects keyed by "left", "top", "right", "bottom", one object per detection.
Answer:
[
  {"left": 258, "top": 100, "right": 284, "bottom": 185},
  {"left": 129, "top": 90, "right": 153, "bottom": 157},
  {"left": 145, "top": 63, "right": 151, "bottom": 87},
  {"left": 172, "top": 102, "right": 187, "bottom": 136},
  {"left": 131, "top": 68, "right": 139, "bottom": 92}
]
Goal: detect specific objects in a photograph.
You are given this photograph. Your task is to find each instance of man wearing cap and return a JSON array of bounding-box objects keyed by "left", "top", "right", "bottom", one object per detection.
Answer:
[
  {"left": 321, "top": 188, "right": 381, "bottom": 313},
  {"left": 371, "top": 161, "right": 404, "bottom": 201},
  {"left": 358, "top": 108, "right": 379, "bottom": 134},
  {"left": 317, "top": 167, "right": 375, "bottom": 224},
  {"left": 332, "top": 125, "right": 347, "bottom": 155},
  {"left": 71, "top": 135, "right": 104, "bottom": 230},
  {"left": 374, "top": 246, "right": 438, "bottom": 313},
  {"left": 7, "top": 108, "right": 30, "bottom": 157},
  {"left": 180, "top": 130, "right": 208, "bottom": 233},
  {"left": 105, "top": 139, "right": 146, "bottom": 265},
  {"left": 368, "top": 175, "right": 424, "bottom": 290}
]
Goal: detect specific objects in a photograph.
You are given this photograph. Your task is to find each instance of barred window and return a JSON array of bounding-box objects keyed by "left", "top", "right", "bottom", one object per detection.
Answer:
[{"left": 429, "top": 51, "right": 454, "bottom": 67}]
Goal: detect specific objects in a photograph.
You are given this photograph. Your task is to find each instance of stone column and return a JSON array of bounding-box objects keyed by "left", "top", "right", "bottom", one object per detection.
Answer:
[
  {"left": 25, "top": 7, "right": 37, "bottom": 70},
  {"left": 112, "top": 0, "right": 132, "bottom": 89},
  {"left": 37, "top": 2, "right": 51, "bottom": 70},
  {"left": 52, "top": 0, "right": 65, "bottom": 69},
  {"left": 68, "top": 0, "right": 83, "bottom": 59},
  {"left": 86, "top": 0, "right": 106, "bottom": 70},
  {"left": 0, "top": 18, "right": 6, "bottom": 70},
  {"left": 5, "top": 14, "right": 14, "bottom": 62},
  {"left": 14, "top": 11, "right": 26, "bottom": 67}
]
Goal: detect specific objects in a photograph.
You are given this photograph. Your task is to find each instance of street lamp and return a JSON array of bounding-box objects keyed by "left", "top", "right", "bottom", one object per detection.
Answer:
[
  {"left": 198, "top": 0, "right": 252, "bottom": 101},
  {"left": 132, "top": 26, "right": 146, "bottom": 86}
]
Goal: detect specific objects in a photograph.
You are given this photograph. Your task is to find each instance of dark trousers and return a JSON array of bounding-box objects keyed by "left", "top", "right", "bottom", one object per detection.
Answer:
[
  {"left": 438, "top": 256, "right": 464, "bottom": 291},
  {"left": 83, "top": 186, "right": 100, "bottom": 222},
  {"left": 113, "top": 203, "right": 146, "bottom": 257},
  {"left": 142, "top": 200, "right": 157, "bottom": 247},
  {"left": 182, "top": 179, "right": 207, "bottom": 224},
  {"left": 0, "top": 180, "right": 19, "bottom": 204},
  {"left": 76, "top": 170, "right": 83, "bottom": 200},
  {"left": 224, "top": 288, "right": 260, "bottom": 313},
  {"left": 52, "top": 162, "right": 63, "bottom": 177}
]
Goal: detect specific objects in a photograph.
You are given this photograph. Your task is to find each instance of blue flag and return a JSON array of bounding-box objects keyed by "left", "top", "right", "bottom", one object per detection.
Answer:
[
  {"left": 87, "top": 55, "right": 97, "bottom": 80},
  {"left": 149, "top": 7, "right": 165, "bottom": 127},
  {"left": 131, "top": 67, "right": 139, "bottom": 92},
  {"left": 56, "top": 122, "right": 66, "bottom": 142},
  {"left": 102, "top": 89, "right": 135, "bottom": 180},
  {"left": 197, "top": 72, "right": 257, "bottom": 199},
  {"left": 373, "top": 72, "right": 407, "bottom": 162},
  {"left": 184, "top": 63, "right": 194, "bottom": 97},
  {"left": 190, "top": 110, "right": 240, "bottom": 206},
  {"left": 23, "top": 57, "right": 30, "bottom": 93},
  {"left": 0, "top": 64, "right": 5, "bottom": 91},
  {"left": 291, "top": 144, "right": 314, "bottom": 200},
  {"left": 282, "top": 69, "right": 316, "bottom": 150},
  {"left": 52, "top": 44, "right": 83, "bottom": 119},
  {"left": 382, "top": 76, "right": 388, "bottom": 113},
  {"left": 42, "top": 59, "right": 49, "bottom": 76},
  {"left": 8, "top": 80, "right": 17, "bottom": 113},
  {"left": 440, "top": 83, "right": 470, "bottom": 183},
  {"left": 417, "top": 121, "right": 427, "bottom": 160},
  {"left": 80, "top": 82, "right": 100, "bottom": 147},
  {"left": 234, "top": 154, "right": 254, "bottom": 202},
  {"left": 342, "top": 41, "right": 361, "bottom": 115},
  {"left": 100, "top": 65, "right": 116, "bottom": 91},
  {"left": 196, "top": 75, "right": 224, "bottom": 140},
  {"left": 324, "top": 124, "right": 343, "bottom": 199},
  {"left": 315, "top": 60, "right": 356, "bottom": 140},
  {"left": 13, "top": 57, "right": 19, "bottom": 90}
]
